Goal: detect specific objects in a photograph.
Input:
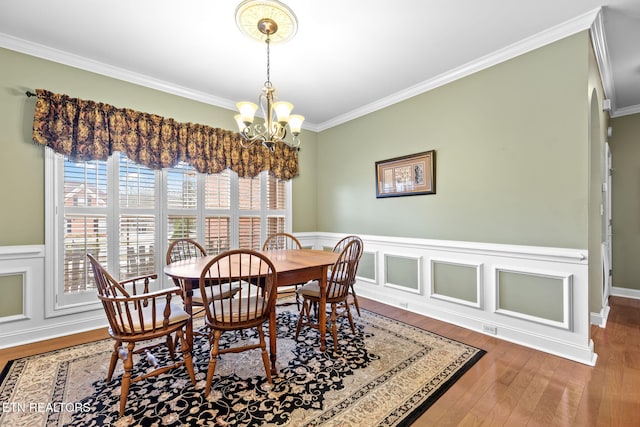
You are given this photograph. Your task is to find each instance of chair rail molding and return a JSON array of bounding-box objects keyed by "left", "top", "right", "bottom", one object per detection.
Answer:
[{"left": 296, "top": 232, "right": 596, "bottom": 366}]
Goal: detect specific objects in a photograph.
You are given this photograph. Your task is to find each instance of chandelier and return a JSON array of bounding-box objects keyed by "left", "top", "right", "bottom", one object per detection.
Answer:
[{"left": 234, "top": 0, "right": 304, "bottom": 151}]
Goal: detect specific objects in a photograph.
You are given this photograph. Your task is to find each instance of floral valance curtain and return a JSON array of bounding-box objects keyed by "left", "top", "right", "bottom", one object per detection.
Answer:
[{"left": 31, "top": 89, "right": 298, "bottom": 180}]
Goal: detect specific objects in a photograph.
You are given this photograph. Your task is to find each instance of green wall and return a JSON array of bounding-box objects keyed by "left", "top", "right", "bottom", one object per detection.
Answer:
[
  {"left": 432, "top": 262, "right": 478, "bottom": 304},
  {"left": 0, "top": 32, "right": 598, "bottom": 251},
  {"left": 610, "top": 113, "right": 640, "bottom": 290},
  {"left": 498, "top": 271, "right": 565, "bottom": 323},
  {"left": 316, "top": 33, "right": 591, "bottom": 249},
  {"left": 0, "top": 47, "right": 315, "bottom": 245},
  {"left": 0, "top": 274, "right": 23, "bottom": 316}
]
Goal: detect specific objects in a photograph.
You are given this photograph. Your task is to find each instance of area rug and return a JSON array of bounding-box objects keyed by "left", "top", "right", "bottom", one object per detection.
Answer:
[{"left": 0, "top": 306, "right": 485, "bottom": 426}]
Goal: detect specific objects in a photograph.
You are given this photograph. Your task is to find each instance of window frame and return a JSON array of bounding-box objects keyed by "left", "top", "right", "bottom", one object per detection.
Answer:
[{"left": 44, "top": 148, "right": 292, "bottom": 318}]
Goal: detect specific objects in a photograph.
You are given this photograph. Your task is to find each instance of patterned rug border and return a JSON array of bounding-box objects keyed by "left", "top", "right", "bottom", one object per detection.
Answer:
[
  {"left": 351, "top": 310, "right": 486, "bottom": 426},
  {"left": 0, "top": 308, "right": 486, "bottom": 426}
]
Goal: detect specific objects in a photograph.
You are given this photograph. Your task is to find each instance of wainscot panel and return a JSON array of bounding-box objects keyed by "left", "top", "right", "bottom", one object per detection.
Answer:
[
  {"left": 0, "top": 245, "right": 107, "bottom": 349},
  {"left": 296, "top": 232, "right": 596, "bottom": 366}
]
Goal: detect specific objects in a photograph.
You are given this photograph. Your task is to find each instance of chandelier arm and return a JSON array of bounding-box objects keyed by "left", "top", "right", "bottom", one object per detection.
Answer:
[
  {"left": 290, "top": 134, "right": 301, "bottom": 148},
  {"left": 239, "top": 130, "right": 265, "bottom": 146},
  {"left": 273, "top": 124, "right": 286, "bottom": 140}
]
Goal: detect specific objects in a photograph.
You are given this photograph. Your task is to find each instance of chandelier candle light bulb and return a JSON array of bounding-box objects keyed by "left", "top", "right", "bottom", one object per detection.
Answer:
[
  {"left": 273, "top": 101, "right": 293, "bottom": 124},
  {"left": 236, "top": 102, "right": 258, "bottom": 126}
]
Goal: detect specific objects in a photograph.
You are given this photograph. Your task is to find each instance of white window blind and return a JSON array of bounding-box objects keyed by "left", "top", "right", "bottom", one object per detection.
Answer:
[
  {"left": 266, "top": 175, "right": 287, "bottom": 238},
  {"left": 118, "top": 154, "right": 156, "bottom": 279},
  {"left": 238, "top": 175, "right": 261, "bottom": 249},
  {"left": 205, "top": 171, "right": 231, "bottom": 254},
  {"left": 47, "top": 149, "right": 291, "bottom": 315},
  {"left": 167, "top": 162, "right": 198, "bottom": 243},
  {"left": 62, "top": 158, "right": 108, "bottom": 294}
]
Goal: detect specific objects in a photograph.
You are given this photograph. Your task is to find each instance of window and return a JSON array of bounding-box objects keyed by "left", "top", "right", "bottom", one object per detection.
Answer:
[
  {"left": 45, "top": 149, "right": 291, "bottom": 315},
  {"left": 119, "top": 155, "right": 157, "bottom": 280},
  {"left": 204, "top": 172, "right": 231, "bottom": 254},
  {"left": 61, "top": 158, "right": 108, "bottom": 303}
]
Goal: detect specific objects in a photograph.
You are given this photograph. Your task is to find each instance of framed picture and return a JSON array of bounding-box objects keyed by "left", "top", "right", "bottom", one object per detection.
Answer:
[{"left": 375, "top": 150, "right": 435, "bottom": 198}]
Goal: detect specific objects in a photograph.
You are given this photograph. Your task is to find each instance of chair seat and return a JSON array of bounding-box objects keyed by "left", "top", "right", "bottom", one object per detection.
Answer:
[
  {"left": 117, "top": 302, "right": 189, "bottom": 333},
  {"left": 192, "top": 281, "right": 242, "bottom": 305},
  {"left": 210, "top": 296, "right": 268, "bottom": 323},
  {"left": 297, "top": 280, "right": 344, "bottom": 299}
]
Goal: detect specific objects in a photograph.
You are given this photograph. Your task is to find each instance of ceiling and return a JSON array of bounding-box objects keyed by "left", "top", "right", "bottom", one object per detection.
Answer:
[{"left": 1, "top": 0, "right": 639, "bottom": 132}]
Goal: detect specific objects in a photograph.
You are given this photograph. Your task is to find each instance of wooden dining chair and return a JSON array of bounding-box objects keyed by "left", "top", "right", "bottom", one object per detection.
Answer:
[
  {"left": 198, "top": 249, "right": 278, "bottom": 396},
  {"left": 295, "top": 238, "right": 362, "bottom": 352},
  {"left": 166, "top": 238, "right": 241, "bottom": 316},
  {"left": 87, "top": 253, "right": 196, "bottom": 416},
  {"left": 262, "top": 232, "right": 303, "bottom": 308},
  {"left": 332, "top": 235, "right": 364, "bottom": 316}
]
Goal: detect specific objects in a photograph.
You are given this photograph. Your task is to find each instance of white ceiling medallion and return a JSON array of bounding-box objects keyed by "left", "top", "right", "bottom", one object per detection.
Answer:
[{"left": 235, "top": 0, "right": 298, "bottom": 44}]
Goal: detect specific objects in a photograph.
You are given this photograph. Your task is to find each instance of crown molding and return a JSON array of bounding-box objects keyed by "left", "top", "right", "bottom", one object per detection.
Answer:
[
  {"left": 0, "top": 32, "right": 324, "bottom": 132},
  {"left": 317, "top": 7, "right": 603, "bottom": 131},
  {"left": 589, "top": 9, "right": 640, "bottom": 119},
  {"left": 0, "top": 7, "right": 613, "bottom": 132},
  {"left": 590, "top": 8, "right": 617, "bottom": 113},
  {"left": 611, "top": 104, "right": 640, "bottom": 118},
  {"left": 0, "top": 32, "right": 237, "bottom": 108}
]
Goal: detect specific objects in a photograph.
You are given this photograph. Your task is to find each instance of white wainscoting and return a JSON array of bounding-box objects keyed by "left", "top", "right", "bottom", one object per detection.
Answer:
[
  {"left": 0, "top": 238, "right": 599, "bottom": 365},
  {"left": 297, "top": 232, "right": 597, "bottom": 366},
  {"left": 0, "top": 245, "right": 107, "bottom": 349}
]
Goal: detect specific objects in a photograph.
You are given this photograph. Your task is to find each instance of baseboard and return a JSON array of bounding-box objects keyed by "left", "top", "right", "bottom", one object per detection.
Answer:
[
  {"left": 358, "top": 286, "right": 597, "bottom": 366},
  {"left": 610, "top": 286, "right": 640, "bottom": 300},
  {"left": 0, "top": 314, "right": 107, "bottom": 349},
  {"left": 590, "top": 303, "right": 610, "bottom": 328}
]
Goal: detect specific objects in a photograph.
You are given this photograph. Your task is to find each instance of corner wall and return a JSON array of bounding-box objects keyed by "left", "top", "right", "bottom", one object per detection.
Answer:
[{"left": 609, "top": 113, "right": 640, "bottom": 296}]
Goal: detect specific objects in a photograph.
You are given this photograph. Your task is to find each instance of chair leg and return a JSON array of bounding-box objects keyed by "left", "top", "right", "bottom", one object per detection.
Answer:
[
  {"left": 107, "top": 341, "right": 121, "bottom": 381},
  {"left": 330, "top": 303, "right": 339, "bottom": 351},
  {"left": 257, "top": 324, "right": 272, "bottom": 384},
  {"left": 172, "top": 333, "right": 179, "bottom": 352},
  {"left": 119, "top": 341, "right": 135, "bottom": 416},
  {"left": 350, "top": 283, "right": 361, "bottom": 317},
  {"left": 346, "top": 303, "right": 356, "bottom": 334},
  {"left": 295, "top": 285, "right": 301, "bottom": 310},
  {"left": 166, "top": 334, "right": 176, "bottom": 360},
  {"left": 177, "top": 329, "right": 197, "bottom": 384},
  {"left": 295, "top": 299, "right": 310, "bottom": 340},
  {"left": 205, "top": 330, "right": 222, "bottom": 397}
]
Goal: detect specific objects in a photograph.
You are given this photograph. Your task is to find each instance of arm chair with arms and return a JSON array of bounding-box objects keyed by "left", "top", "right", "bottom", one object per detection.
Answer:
[
  {"left": 332, "top": 235, "right": 364, "bottom": 316},
  {"left": 87, "top": 253, "right": 196, "bottom": 416},
  {"left": 199, "top": 249, "right": 278, "bottom": 396},
  {"left": 294, "top": 238, "right": 362, "bottom": 352},
  {"left": 262, "top": 232, "right": 303, "bottom": 308}
]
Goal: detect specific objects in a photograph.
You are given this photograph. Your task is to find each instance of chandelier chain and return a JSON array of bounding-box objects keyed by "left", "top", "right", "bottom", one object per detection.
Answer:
[{"left": 265, "top": 35, "right": 271, "bottom": 86}]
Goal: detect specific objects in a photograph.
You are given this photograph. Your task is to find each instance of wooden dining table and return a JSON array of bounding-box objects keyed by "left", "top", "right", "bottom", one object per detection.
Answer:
[{"left": 163, "top": 248, "right": 339, "bottom": 374}]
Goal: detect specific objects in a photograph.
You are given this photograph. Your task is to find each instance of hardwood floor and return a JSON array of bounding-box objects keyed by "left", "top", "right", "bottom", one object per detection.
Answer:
[
  {"left": 363, "top": 295, "right": 640, "bottom": 427},
  {"left": 1, "top": 296, "right": 639, "bottom": 426}
]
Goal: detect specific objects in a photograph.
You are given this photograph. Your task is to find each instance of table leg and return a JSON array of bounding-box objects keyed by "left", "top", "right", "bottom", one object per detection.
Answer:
[
  {"left": 184, "top": 280, "right": 194, "bottom": 352},
  {"left": 269, "top": 308, "right": 277, "bottom": 375},
  {"left": 319, "top": 265, "right": 328, "bottom": 352}
]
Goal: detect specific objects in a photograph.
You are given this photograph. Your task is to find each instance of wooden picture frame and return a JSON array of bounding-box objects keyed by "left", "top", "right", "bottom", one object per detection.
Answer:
[{"left": 375, "top": 150, "right": 435, "bottom": 198}]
